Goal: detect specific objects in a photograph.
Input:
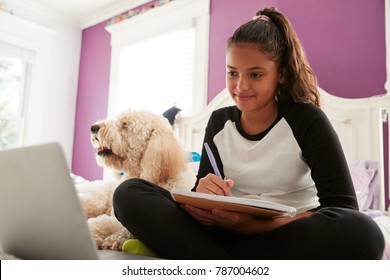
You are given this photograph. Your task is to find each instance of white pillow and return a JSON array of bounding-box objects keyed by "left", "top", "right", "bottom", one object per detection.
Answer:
[{"left": 348, "top": 164, "right": 375, "bottom": 211}]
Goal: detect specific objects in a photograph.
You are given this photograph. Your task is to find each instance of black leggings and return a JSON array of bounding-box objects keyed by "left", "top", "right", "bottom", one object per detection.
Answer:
[{"left": 113, "top": 178, "right": 385, "bottom": 260}]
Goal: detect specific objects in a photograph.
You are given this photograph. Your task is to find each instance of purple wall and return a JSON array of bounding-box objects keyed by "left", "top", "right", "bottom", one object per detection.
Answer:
[
  {"left": 71, "top": 21, "right": 111, "bottom": 179},
  {"left": 72, "top": 0, "right": 386, "bottom": 181},
  {"left": 281, "top": 0, "right": 386, "bottom": 98}
]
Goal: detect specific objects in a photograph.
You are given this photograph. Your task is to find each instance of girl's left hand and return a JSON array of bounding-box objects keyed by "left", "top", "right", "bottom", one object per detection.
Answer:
[
  {"left": 182, "top": 205, "right": 312, "bottom": 234},
  {"left": 181, "top": 204, "right": 271, "bottom": 235}
]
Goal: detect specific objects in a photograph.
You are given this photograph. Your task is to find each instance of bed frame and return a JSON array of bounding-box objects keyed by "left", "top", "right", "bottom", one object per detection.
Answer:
[{"left": 175, "top": 87, "right": 390, "bottom": 212}]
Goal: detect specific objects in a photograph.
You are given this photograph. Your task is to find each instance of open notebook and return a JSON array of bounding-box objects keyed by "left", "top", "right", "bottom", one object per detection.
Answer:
[
  {"left": 0, "top": 142, "right": 154, "bottom": 260},
  {"left": 171, "top": 187, "right": 297, "bottom": 218}
]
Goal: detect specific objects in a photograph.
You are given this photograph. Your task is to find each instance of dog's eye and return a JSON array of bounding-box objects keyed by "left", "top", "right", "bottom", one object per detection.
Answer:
[{"left": 122, "top": 122, "right": 128, "bottom": 129}]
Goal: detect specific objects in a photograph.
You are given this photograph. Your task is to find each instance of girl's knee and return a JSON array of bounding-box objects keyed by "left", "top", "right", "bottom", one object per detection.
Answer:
[
  {"left": 113, "top": 178, "right": 166, "bottom": 208},
  {"left": 315, "top": 208, "right": 385, "bottom": 259},
  {"left": 113, "top": 179, "right": 148, "bottom": 207},
  {"left": 113, "top": 178, "right": 152, "bottom": 223}
]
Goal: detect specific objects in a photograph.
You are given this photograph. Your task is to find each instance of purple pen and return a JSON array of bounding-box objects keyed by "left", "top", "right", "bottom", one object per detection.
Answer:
[{"left": 204, "top": 143, "right": 222, "bottom": 178}]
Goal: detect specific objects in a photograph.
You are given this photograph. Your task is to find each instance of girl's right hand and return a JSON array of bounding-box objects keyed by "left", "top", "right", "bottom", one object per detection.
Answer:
[{"left": 196, "top": 173, "right": 234, "bottom": 196}]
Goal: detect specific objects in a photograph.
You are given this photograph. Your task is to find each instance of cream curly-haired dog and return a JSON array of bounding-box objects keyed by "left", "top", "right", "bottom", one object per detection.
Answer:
[{"left": 75, "top": 109, "right": 195, "bottom": 251}]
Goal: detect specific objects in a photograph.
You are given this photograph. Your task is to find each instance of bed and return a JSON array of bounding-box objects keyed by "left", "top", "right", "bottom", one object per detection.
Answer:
[{"left": 175, "top": 86, "right": 390, "bottom": 259}]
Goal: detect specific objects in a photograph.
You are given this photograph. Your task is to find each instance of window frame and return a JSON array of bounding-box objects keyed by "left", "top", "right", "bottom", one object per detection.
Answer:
[{"left": 105, "top": 0, "right": 210, "bottom": 118}]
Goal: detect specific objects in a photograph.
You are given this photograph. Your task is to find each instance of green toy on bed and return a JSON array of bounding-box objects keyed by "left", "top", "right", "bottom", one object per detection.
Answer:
[{"left": 122, "top": 239, "right": 158, "bottom": 258}]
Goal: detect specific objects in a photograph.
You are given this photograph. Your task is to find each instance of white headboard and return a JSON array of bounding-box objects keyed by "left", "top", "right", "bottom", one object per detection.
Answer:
[{"left": 175, "top": 87, "right": 390, "bottom": 211}]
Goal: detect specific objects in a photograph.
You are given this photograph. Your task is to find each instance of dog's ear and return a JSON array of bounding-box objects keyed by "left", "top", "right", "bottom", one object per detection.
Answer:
[{"left": 140, "top": 129, "right": 187, "bottom": 184}]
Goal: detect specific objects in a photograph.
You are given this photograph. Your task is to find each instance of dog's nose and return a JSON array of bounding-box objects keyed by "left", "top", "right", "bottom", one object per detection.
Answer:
[{"left": 90, "top": 124, "right": 100, "bottom": 134}]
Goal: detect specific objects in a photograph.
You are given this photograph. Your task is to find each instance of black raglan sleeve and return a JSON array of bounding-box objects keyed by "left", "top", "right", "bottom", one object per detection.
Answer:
[{"left": 287, "top": 103, "right": 358, "bottom": 210}]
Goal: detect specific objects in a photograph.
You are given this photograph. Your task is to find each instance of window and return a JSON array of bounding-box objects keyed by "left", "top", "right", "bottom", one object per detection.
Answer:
[
  {"left": 0, "top": 54, "right": 30, "bottom": 149},
  {"left": 117, "top": 28, "right": 195, "bottom": 115},
  {"left": 106, "top": 0, "right": 209, "bottom": 117},
  {"left": 0, "top": 11, "right": 55, "bottom": 148}
]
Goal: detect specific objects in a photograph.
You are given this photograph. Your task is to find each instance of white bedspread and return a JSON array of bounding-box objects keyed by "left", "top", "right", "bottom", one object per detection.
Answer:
[{"left": 373, "top": 215, "right": 390, "bottom": 260}]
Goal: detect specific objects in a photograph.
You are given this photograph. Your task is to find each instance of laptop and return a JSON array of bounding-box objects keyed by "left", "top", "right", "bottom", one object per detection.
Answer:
[{"left": 0, "top": 142, "right": 154, "bottom": 260}]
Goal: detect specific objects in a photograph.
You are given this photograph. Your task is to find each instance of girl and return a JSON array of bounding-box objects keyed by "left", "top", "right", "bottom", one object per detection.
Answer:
[{"left": 113, "top": 7, "right": 384, "bottom": 259}]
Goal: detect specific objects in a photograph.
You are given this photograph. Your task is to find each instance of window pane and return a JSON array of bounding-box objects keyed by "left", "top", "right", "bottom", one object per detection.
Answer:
[
  {"left": 117, "top": 28, "right": 195, "bottom": 115},
  {"left": 0, "top": 54, "right": 27, "bottom": 149}
]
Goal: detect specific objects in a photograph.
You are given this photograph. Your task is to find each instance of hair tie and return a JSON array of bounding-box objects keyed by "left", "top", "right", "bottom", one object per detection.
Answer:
[{"left": 252, "top": 15, "right": 271, "bottom": 22}]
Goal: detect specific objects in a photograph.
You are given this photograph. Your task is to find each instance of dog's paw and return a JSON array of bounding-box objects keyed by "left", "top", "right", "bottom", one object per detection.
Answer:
[
  {"left": 101, "top": 235, "right": 126, "bottom": 251},
  {"left": 101, "top": 228, "right": 134, "bottom": 251}
]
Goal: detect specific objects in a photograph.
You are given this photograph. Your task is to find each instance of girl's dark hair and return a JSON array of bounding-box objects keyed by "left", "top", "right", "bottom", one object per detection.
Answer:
[{"left": 227, "top": 7, "right": 320, "bottom": 107}]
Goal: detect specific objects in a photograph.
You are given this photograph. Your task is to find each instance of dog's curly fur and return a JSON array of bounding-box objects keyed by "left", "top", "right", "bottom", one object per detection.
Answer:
[{"left": 75, "top": 109, "right": 195, "bottom": 250}]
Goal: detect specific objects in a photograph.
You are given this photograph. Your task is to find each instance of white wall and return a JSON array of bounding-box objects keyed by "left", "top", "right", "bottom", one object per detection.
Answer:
[{"left": 4, "top": 0, "right": 81, "bottom": 166}]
